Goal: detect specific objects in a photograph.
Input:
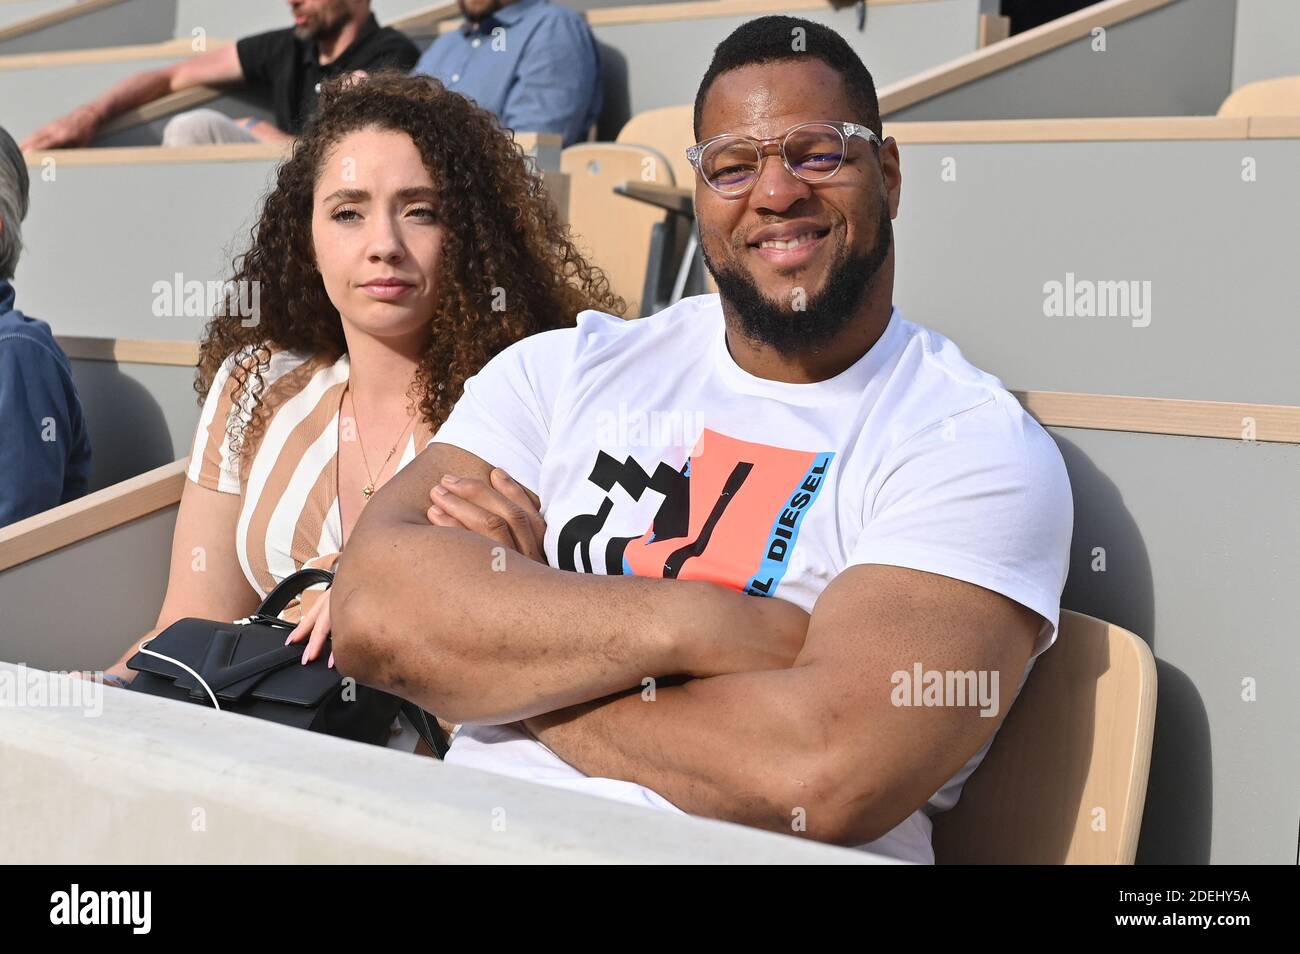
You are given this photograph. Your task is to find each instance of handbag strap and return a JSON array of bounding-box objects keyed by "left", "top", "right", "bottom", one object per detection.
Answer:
[
  {"left": 257, "top": 567, "right": 335, "bottom": 620},
  {"left": 401, "top": 701, "right": 451, "bottom": 759},
  {"left": 256, "top": 567, "right": 450, "bottom": 758}
]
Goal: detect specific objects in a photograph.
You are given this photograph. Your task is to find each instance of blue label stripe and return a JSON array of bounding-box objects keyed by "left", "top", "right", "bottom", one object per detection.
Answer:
[{"left": 743, "top": 452, "right": 835, "bottom": 598}]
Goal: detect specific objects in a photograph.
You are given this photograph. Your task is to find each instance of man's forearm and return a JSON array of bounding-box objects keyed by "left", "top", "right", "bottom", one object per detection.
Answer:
[
  {"left": 80, "top": 69, "right": 175, "bottom": 127},
  {"left": 331, "top": 521, "right": 799, "bottom": 725},
  {"left": 523, "top": 667, "right": 878, "bottom": 843}
]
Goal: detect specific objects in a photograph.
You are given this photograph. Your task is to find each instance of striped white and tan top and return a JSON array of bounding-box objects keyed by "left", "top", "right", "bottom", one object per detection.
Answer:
[{"left": 187, "top": 349, "right": 434, "bottom": 601}]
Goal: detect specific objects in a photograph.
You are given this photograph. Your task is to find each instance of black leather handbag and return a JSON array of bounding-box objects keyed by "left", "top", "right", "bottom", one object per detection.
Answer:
[{"left": 126, "top": 568, "right": 448, "bottom": 756}]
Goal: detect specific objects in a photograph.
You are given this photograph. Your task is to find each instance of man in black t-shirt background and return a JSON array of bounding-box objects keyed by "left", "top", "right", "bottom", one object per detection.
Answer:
[{"left": 20, "top": 0, "right": 418, "bottom": 152}]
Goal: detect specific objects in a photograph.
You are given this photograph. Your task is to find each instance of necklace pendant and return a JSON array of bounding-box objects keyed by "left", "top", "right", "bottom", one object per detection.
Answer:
[{"left": 362, "top": 485, "right": 374, "bottom": 499}]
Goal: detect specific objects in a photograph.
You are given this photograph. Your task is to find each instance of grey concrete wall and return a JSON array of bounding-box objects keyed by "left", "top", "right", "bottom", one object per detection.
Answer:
[
  {"left": 0, "top": 0, "right": 175, "bottom": 55},
  {"left": 595, "top": 0, "right": 984, "bottom": 137},
  {"left": 14, "top": 154, "right": 276, "bottom": 340},
  {"left": 0, "top": 660, "right": 884, "bottom": 863},
  {"left": 0, "top": 506, "right": 176, "bottom": 671},
  {"left": 889, "top": 136, "right": 1300, "bottom": 406},
  {"left": 1046, "top": 426, "right": 1299, "bottom": 865},
  {"left": 890, "top": 0, "right": 1238, "bottom": 122},
  {"left": 1231, "top": 0, "right": 1300, "bottom": 89},
  {"left": 68, "top": 359, "right": 200, "bottom": 492}
]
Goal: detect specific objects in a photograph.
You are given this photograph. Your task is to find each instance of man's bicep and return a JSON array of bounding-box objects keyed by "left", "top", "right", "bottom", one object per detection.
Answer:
[
  {"left": 172, "top": 43, "right": 243, "bottom": 91},
  {"left": 800, "top": 564, "right": 1042, "bottom": 827}
]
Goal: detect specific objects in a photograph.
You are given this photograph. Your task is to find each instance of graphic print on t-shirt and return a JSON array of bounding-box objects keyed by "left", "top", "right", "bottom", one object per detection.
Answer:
[{"left": 555, "top": 428, "right": 834, "bottom": 599}]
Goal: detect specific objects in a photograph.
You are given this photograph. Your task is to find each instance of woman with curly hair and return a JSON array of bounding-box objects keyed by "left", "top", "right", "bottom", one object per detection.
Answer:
[{"left": 97, "top": 72, "right": 621, "bottom": 710}]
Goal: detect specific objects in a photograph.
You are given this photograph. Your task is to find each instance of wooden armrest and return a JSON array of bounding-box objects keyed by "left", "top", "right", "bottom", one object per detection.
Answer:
[{"left": 614, "top": 181, "right": 694, "bottom": 216}]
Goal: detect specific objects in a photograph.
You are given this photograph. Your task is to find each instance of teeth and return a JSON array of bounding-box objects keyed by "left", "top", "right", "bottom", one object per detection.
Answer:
[{"left": 759, "top": 231, "right": 820, "bottom": 250}]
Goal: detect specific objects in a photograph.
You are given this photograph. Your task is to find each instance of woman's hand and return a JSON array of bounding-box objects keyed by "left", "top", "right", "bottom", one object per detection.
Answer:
[
  {"left": 70, "top": 667, "right": 134, "bottom": 689},
  {"left": 427, "top": 468, "right": 548, "bottom": 564},
  {"left": 286, "top": 587, "right": 334, "bottom": 668}
]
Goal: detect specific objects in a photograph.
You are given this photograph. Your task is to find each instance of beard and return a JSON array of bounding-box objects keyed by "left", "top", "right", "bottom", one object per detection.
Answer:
[
  {"left": 459, "top": 0, "right": 505, "bottom": 22},
  {"left": 293, "top": 1, "right": 348, "bottom": 42},
  {"left": 702, "top": 197, "right": 893, "bottom": 354}
]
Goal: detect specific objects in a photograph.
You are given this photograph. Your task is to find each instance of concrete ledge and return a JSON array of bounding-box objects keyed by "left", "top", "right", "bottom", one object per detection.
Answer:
[{"left": 0, "top": 662, "right": 887, "bottom": 863}]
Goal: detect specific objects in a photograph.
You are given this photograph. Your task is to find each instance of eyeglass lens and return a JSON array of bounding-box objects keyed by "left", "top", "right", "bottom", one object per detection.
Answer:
[{"left": 700, "top": 124, "right": 846, "bottom": 193}]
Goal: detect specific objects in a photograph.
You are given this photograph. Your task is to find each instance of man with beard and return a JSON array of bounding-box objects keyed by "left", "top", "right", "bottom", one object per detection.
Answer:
[
  {"left": 331, "top": 16, "right": 1074, "bottom": 864},
  {"left": 21, "top": 0, "right": 417, "bottom": 151},
  {"left": 412, "top": 0, "right": 600, "bottom": 146}
]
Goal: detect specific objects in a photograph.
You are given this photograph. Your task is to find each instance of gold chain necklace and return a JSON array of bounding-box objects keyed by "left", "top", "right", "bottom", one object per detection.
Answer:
[{"left": 347, "top": 386, "right": 417, "bottom": 499}]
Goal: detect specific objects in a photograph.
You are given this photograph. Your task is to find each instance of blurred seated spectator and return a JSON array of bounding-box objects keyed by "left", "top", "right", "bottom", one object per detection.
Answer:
[
  {"left": 1002, "top": 0, "right": 1096, "bottom": 34},
  {"left": 413, "top": 0, "right": 601, "bottom": 146},
  {"left": 20, "top": 0, "right": 418, "bottom": 151},
  {"left": 0, "top": 125, "right": 91, "bottom": 528}
]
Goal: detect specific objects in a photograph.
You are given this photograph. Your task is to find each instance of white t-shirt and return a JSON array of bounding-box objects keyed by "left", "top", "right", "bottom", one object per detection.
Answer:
[{"left": 430, "top": 294, "right": 1073, "bottom": 863}]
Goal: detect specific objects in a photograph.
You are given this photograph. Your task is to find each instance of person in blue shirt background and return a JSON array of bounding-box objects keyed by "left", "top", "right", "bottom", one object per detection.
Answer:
[
  {"left": 0, "top": 125, "right": 92, "bottom": 528},
  {"left": 413, "top": 0, "right": 601, "bottom": 147}
]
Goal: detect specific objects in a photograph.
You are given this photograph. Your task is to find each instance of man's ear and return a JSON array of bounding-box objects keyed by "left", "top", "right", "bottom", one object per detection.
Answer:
[{"left": 880, "top": 136, "right": 902, "bottom": 219}]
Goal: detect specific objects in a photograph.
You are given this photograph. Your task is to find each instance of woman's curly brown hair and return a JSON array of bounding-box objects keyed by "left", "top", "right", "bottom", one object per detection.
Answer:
[{"left": 197, "top": 71, "right": 623, "bottom": 462}]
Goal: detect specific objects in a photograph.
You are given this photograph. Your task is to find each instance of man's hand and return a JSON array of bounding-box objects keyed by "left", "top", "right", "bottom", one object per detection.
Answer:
[
  {"left": 429, "top": 466, "right": 810, "bottom": 673},
  {"left": 333, "top": 442, "right": 812, "bottom": 724},
  {"left": 21, "top": 106, "right": 100, "bottom": 152},
  {"left": 426, "top": 468, "right": 548, "bottom": 563}
]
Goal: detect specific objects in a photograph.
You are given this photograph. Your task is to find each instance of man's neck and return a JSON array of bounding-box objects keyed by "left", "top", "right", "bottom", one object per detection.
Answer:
[
  {"left": 720, "top": 265, "right": 895, "bottom": 384},
  {"left": 316, "top": 13, "right": 367, "bottom": 65}
]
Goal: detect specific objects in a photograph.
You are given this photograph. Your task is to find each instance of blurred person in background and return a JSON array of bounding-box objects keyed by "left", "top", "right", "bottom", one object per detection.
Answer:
[
  {"left": 21, "top": 0, "right": 418, "bottom": 151},
  {"left": 0, "top": 125, "right": 92, "bottom": 527},
  {"left": 413, "top": 0, "right": 601, "bottom": 146}
]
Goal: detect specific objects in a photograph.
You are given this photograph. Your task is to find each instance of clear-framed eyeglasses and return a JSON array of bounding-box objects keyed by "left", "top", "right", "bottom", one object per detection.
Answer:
[{"left": 685, "top": 120, "right": 882, "bottom": 197}]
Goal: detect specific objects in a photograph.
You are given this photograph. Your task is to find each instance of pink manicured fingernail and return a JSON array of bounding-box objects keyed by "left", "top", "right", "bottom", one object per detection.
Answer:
[
  {"left": 433, "top": 485, "right": 448, "bottom": 496},
  {"left": 429, "top": 504, "right": 444, "bottom": 516},
  {"left": 328, "top": 653, "right": 335, "bottom": 669},
  {"left": 441, "top": 474, "right": 459, "bottom": 485},
  {"left": 301, "top": 648, "right": 309, "bottom": 665}
]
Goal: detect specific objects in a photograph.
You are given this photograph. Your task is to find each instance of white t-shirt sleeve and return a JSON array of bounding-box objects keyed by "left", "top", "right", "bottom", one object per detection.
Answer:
[
  {"left": 849, "top": 396, "right": 1073, "bottom": 657},
  {"left": 429, "top": 325, "right": 581, "bottom": 494}
]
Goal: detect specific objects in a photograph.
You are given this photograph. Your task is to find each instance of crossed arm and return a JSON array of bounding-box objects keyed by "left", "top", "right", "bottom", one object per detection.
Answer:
[{"left": 332, "top": 442, "right": 1043, "bottom": 845}]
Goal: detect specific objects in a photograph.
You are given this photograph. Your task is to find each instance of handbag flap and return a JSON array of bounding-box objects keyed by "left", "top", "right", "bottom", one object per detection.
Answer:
[{"left": 128, "top": 618, "right": 340, "bottom": 707}]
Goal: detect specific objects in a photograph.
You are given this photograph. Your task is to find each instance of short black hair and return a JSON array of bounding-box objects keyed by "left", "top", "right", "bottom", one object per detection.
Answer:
[{"left": 693, "top": 16, "right": 882, "bottom": 141}]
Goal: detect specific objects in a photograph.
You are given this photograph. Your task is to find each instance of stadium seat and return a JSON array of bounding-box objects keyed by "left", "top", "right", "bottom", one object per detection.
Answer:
[
  {"left": 1217, "top": 75, "right": 1300, "bottom": 118},
  {"left": 932, "top": 611, "right": 1157, "bottom": 864},
  {"left": 561, "top": 142, "right": 675, "bottom": 317}
]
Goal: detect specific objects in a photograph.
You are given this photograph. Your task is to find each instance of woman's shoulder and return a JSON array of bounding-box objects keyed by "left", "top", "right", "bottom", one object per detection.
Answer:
[{"left": 209, "top": 345, "right": 347, "bottom": 408}]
